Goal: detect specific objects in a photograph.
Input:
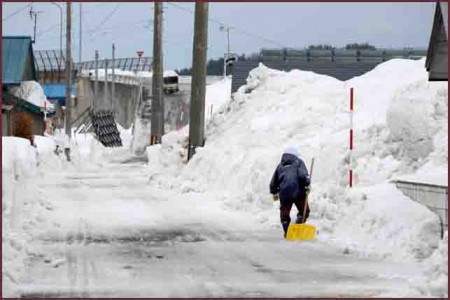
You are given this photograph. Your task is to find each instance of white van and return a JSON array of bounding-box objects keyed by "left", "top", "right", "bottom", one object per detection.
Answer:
[{"left": 163, "top": 70, "right": 179, "bottom": 94}]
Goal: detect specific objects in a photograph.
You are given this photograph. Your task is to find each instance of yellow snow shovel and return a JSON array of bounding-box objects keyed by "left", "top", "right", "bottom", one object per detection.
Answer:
[{"left": 286, "top": 158, "right": 316, "bottom": 241}]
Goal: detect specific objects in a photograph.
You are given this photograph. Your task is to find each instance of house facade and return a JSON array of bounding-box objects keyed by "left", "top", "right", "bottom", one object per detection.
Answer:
[{"left": 2, "top": 36, "right": 46, "bottom": 137}]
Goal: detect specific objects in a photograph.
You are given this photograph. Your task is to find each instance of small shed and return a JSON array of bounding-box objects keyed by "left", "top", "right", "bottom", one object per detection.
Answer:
[
  {"left": 2, "top": 36, "right": 44, "bottom": 137},
  {"left": 425, "top": 2, "right": 448, "bottom": 81}
]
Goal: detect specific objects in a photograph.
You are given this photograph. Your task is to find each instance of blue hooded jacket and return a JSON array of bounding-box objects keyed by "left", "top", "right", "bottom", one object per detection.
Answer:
[{"left": 270, "top": 149, "right": 310, "bottom": 202}]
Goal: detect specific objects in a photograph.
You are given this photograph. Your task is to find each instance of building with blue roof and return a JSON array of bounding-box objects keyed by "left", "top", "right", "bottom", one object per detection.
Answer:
[
  {"left": 2, "top": 36, "right": 45, "bottom": 137},
  {"left": 2, "top": 36, "right": 38, "bottom": 85}
]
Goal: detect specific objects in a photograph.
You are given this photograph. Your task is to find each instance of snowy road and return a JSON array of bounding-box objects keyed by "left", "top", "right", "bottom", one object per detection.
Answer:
[{"left": 20, "top": 158, "right": 423, "bottom": 297}]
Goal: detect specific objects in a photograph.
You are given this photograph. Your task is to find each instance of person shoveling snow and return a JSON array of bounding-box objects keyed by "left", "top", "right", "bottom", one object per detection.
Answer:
[{"left": 270, "top": 146, "right": 311, "bottom": 238}]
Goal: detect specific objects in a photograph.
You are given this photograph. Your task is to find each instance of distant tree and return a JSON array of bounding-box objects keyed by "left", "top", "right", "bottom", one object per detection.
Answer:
[
  {"left": 206, "top": 57, "right": 224, "bottom": 75},
  {"left": 175, "top": 53, "right": 249, "bottom": 76},
  {"left": 175, "top": 68, "right": 191, "bottom": 76},
  {"left": 308, "top": 44, "right": 334, "bottom": 50},
  {"left": 345, "top": 43, "right": 376, "bottom": 50}
]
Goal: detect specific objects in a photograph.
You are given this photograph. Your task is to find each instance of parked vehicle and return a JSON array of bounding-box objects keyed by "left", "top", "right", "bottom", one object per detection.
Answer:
[{"left": 163, "top": 70, "right": 179, "bottom": 94}]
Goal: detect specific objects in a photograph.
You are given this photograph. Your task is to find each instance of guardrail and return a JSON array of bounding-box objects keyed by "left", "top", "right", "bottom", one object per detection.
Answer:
[
  {"left": 73, "top": 57, "right": 152, "bottom": 72},
  {"left": 79, "top": 72, "right": 143, "bottom": 86}
]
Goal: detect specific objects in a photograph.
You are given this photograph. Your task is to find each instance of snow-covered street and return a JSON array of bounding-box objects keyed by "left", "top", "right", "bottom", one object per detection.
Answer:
[
  {"left": 3, "top": 58, "right": 447, "bottom": 297},
  {"left": 20, "top": 159, "right": 424, "bottom": 297}
]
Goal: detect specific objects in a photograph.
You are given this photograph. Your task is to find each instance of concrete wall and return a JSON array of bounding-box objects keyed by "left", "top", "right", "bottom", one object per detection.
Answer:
[
  {"left": 74, "top": 78, "right": 139, "bottom": 129},
  {"left": 75, "top": 76, "right": 224, "bottom": 133},
  {"left": 74, "top": 78, "right": 94, "bottom": 121},
  {"left": 393, "top": 180, "right": 448, "bottom": 237}
]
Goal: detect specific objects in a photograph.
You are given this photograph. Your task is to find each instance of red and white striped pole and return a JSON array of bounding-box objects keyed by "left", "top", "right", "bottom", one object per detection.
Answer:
[{"left": 349, "top": 87, "right": 354, "bottom": 188}]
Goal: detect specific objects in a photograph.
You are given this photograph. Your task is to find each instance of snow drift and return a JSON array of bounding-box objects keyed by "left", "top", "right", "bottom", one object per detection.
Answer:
[
  {"left": 146, "top": 59, "right": 447, "bottom": 268},
  {"left": 2, "top": 137, "right": 51, "bottom": 297}
]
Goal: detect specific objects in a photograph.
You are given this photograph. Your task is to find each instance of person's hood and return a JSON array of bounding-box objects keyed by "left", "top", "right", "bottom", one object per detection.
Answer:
[
  {"left": 281, "top": 153, "right": 298, "bottom": 166},
  {"left": 281, "top": 146, "right": 299, "bottom": 165}
]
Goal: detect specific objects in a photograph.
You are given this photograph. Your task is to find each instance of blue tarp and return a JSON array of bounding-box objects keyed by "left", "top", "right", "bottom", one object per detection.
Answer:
[{"left": 42, "top": 83, "right": 75, "bottom": 106}]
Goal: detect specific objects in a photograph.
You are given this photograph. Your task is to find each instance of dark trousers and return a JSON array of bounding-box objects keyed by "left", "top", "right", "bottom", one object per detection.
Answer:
[{"left": 280, "top": 197, "right": 310, "bottom": 224}]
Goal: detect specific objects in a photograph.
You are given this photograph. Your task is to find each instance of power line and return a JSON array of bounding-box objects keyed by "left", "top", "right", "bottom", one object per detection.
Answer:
[
  {"left": 39, "top": 17, "right": 151, "bottom": 42},
  {"left": 86, "top": 18, "right": 149, "bottom": 36},
  {"left": 2, "top": 3, "right": 32, "bottom": 21},
  {"left": 36, "top": 21, "right": 61, "bottom": 38},
  {"left": 88, "top": 4, "right": 121, "bottom": 34},
  {"left": 168, "top": 2, "right": 286, "bottom": 49}
]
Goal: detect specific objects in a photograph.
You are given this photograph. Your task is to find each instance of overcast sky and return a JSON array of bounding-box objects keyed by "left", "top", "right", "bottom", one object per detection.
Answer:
[{"left": 2, "top": 2, "right": 436, "bottom": 70}]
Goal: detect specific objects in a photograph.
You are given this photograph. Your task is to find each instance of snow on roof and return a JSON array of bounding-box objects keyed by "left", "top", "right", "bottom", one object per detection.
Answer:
[
  {"left": 9, "top": 81, "right": 54, "bottom": 111},
  {"left": 163, "top": 70, "right": 178, "bottom": 77}
]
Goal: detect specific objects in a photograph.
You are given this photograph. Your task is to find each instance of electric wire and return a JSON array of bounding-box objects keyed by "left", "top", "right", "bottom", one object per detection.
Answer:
[{"left": 2, "top": 3, "right": 32, "bottom": 21}]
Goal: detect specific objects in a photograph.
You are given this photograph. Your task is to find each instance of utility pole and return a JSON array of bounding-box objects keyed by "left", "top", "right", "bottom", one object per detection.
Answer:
[
  {"left": 112, "top": 44, "right": 115, "bottom": 113},
  {"left": 150, "top": 2, "right": 164, "bottom": 145},
  {"left": 65, "top": 2, "right": 72, "bottom": 138},
  {"left": 79, "top": 3, "right": 82, "bottom": 62},
  {"left": 188, "top": 2, "right": 208, "bottom": 160},
  {"left": 29, "top": 6, "right": 43, "bottom": 44},
  {"left": 94, "top": 50, "right": 99, "bottom": 111},
  {"left": 103, "top": 58, "right": 108, "bottom": 110},
  {"left": 220, "top": 24, "right": 231, "bottom": 78}
]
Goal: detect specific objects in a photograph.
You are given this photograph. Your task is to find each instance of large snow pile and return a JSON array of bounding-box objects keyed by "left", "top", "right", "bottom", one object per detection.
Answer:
[
  {"left": 145, "top": 59, "right": 447, "bottom": 266},
  {"left": 2, "top": 136, "right": 56, "bottom": 297},
  {"left": 205, "top": 78, "right": 232, "bottom": 122},
  {"left": 9, "top": 81, "right": 54, "bottom": 111},
  {"left": 2, "top": 124, "right": 136, "bottom": 296},
  {"left": 414, "top": 231, "right": 448, "bottom": 297},
  {"left": 1, "top": 134, "right": 108, "bottom": 296}
]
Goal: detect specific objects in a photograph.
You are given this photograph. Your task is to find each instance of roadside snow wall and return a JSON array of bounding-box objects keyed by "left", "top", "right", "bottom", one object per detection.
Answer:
[{"left": 146, "top": 59, "right": 447, "bottom": 269}]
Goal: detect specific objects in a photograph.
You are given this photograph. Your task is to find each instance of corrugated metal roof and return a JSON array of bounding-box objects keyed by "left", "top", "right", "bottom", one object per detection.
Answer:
[
  {"left": 425, "top": 2, "right": 448, "bottom": 81},
  {"left": 2, "top": 36, "right": 37, "bottom": 84},
  {"left": 441, "top": 2, "right": 448, "bottom": 39},
  {"left": 42, "top": 83, "right": 75, "bottom": 100}
]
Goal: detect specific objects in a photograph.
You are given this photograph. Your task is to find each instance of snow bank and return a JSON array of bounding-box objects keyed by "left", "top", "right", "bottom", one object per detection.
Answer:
[
  {"left": 131, "top": 117, "right": 151, "bottom": 156},
  {"left": 322, "top": 183, "right": 441, "bottom": 261},
  {"left": 205, "top": 78, "right": 232, "bottom": 122},
  {"left": 2, "top": 124, "right": 137, "bottom": 296},
  {"left": 145, "top": 59, "right": 446, "bottom": 266},
  {"left": 420, "top": 231, "right": 448, "bottom": 297},
  {"left": 9, "top": 81, "right": 54, "bottom": 111},
  {"left": 1, "top": 134, "right": 109, "bottom": 296},
  {"left": 2, "top": 137, "right": 39, "bottom": 297}
]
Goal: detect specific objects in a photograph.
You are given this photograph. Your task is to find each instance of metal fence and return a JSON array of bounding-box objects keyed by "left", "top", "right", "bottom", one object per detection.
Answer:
[
  {"left": 73, "top": 57, "right": 153, "bottom": 72},
  {"left": 33, "top": 50, "right": 153, "bottom": 83},
  {"left": 34, "top": 50, "right": 66, "bottom": 83},
  {"left": 259, "top": 48, "right": 428, "bottom": 62}
]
